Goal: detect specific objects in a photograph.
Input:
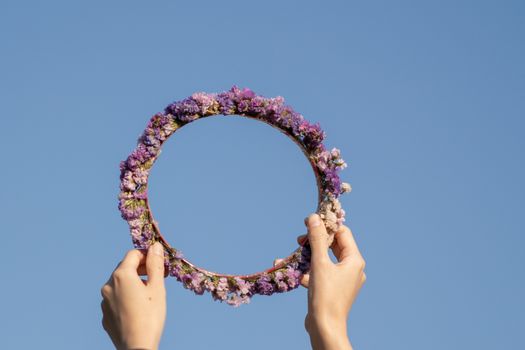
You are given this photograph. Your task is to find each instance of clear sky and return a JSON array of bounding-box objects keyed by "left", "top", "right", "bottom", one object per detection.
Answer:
[{"left": 1, "top": 1, "right": 524, "bottom": 349}]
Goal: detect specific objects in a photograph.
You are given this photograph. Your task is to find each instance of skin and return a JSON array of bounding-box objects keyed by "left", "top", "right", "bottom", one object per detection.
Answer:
[
  {"left": 101, "top": 242, "right": 167, "bottom": 350},
  {"left": 300, "top": 213, "right": 366, "bottom": 350},
  {"left": 101, "top": 214, "right": 366, "bottom": 350}
]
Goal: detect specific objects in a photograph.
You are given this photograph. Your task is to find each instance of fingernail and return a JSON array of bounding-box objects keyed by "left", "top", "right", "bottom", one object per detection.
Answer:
[
  {"left": 307, "top": 214, "right": 321, "bottom": 227},
  {"left": 152, "top": 242, "right": 164, "bottom": 257}
]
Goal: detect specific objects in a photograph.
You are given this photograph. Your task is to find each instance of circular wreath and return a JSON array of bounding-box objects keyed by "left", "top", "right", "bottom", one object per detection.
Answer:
[{"left": 118, "top": 86, "right": 351, "bottom": 307}]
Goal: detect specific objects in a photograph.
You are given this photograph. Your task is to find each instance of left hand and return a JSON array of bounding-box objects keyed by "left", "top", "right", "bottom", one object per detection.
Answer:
[{"left": 101, "top": 242, "right": 167, "bottom": 350}]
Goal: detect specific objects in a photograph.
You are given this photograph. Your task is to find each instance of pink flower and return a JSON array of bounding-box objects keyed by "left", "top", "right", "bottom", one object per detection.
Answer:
[
  {"left": 191, "top": 92, "right": 216, "bottom": 114},
  {"left": 234, "top": 277, "right": 253, "bottom": 295},
  {"left": 121, "top": 171, "right": 136, "bottom": 191},
  {"left": 132, "top": 168, "right": 149, "bottom": 185},
  {"left": 120, "top": 86, "right": 349, "bottom": 306},
  {"left": 213, "top": 277, "right": 229, "bottom": 301}
]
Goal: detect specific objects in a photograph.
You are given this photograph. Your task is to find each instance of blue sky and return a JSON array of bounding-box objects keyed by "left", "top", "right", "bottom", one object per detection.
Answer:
[{"left": 1, "top": 1, "right": 524, "bottom": 349}]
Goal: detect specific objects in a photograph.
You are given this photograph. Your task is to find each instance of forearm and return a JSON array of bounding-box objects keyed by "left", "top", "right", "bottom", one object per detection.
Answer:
[{"left": 307, "top": 318, "right": 352, "bottom": 350}]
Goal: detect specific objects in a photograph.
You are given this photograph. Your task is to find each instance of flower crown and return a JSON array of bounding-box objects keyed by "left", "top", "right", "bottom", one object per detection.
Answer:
[{"left": 118, "top": 86, "right": 351, "bottom": 306}]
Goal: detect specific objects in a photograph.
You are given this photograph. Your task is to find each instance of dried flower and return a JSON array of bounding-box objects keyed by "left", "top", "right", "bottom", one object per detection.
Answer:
[{"left": 118, "top": 86, "right": 350, "bottom": 306}]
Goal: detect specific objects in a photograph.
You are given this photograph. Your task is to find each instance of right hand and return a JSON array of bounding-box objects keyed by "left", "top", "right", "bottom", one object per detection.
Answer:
[
  {"left": 301, "top": 214, "right": 366, "bottom": 338},
  {"left": 275, "top": 213, "right": 366, "bottom": 349}
]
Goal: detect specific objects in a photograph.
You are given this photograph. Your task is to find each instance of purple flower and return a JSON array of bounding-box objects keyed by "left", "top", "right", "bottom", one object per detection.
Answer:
[
  {"left": 181, "top": 273, "right": 192, "bottom": 287},
  {"left": 141, "top": 130, "right": 162, "bottom": 148},
  {"left": 156, "top": 115, "right": 172, "bottom": 127},
  {"left": 189, "top": 272, "right": 206, "bottom": 295},
  {"left": 302, "top": 122, "right": 325, "bottom": 150},
  {"left": 118, "top": 191, "right": 134, "bottom": 200},
  {"left": 298, "top": 245, "right": 312, "bottom": 272},
  {"left": 233, "top": 86, "right": 258, "bottom": 114},
  {"left": 238, "top": 87, "right": 255, "bottom": 100},
  {"left": 227, "top": 293, "right": 250, "bottom": 307},
  {"left": 212, "top": 277, "right": 229, "bottom": 301},
  {"left": 324, "top": 168, "right": 342, "bottom": 196},
  {"left": 165, "top": 98, "right": 201, "bottom": 122},
  {"left": 120, "top": 86, "right": 348, "bottom": 306},
  {"left": 316, "top": 150, "right": 330, "bottom": 172},
  {"left": 234, "top": 277, "right": 253, "bottom": 296},
  {"left": 132, "top": 236, "right": 149, "bottom": 249},
  {"left": 169, "top": 263, "right": 183, "bottom": 281},
  {"left": 203, "top": 278, "right": 216, "bottom": 292},
  {"left": 130, "top": 227, "right": 141, "bottom": 239},
  {"left": 118, "top": 199, "right": 145, "bottom": 220},
  {"left": 145, "top": 145, "right": 160, "bottom": 157},
  {"left": 237, "top": 99, "right": 249, "bottom": 113},
  {"left": 133, "top": 189, "right": 148, "bottom": 200},
  {"left": 286, "top": 267, "right": 302, "bottom": 289},
  {"left": 289, "top": 112, "right": 305, "bottom": 137},
  {"left": 273, "top": 271, "right": 289, "bottom": 292},
  {"left": 128, "top": 218, "right": 142, "bottom": 229},
  {"left": 181, "top": 271, "right": 206, "bottom": 294},
  {"left": 142, "top": 225, "right": 153, "bottom": 240},
  {"left": 120, "top": 171, "right": 136, "bottom": 191},
  {"left": 174, "top": 250, "right": 184, "bottom": 260},
  {"left": 191, "top": 92, "right": 217, "bottom": 114},
  {"left": 146, "top": 113, "right": 170, "bottom": 128},
  {"left": 154, "top": 127, "right": 167, "bottom": 142},
  {"left": 255, "top": 274, "right": 275, "bottom": 296},
  {"left": 132, "top": 168, "right": 149, "bottom": 185},
  {"left": 288, "top": 259, "right": 299, "bottom": 270},
  {"left": 248, "top": 96, "right": 266, "bottom": 115},
  {"left": 119, "top": 160, "right": 128, "bottom": 172},
  {"left": 216, "top": 92, "right": 235, "bottom": 114}
]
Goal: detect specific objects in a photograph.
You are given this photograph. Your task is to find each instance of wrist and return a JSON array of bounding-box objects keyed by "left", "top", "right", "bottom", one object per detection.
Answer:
[
  {"left": 119, "top": 340, "right": 158, "bottom": 350},
  {"left": 119, "top": 327, "right": 161, "bottom": 350},
  {"left": 306, "top": 314, "right": 351, "bottom": 350},
  {"left": 121, "top": 343, "right": 158, "bottom": 350}
]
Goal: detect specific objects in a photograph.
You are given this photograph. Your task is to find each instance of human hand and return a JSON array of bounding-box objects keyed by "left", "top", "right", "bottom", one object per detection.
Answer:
[
  {"left": 275, "top": 214, "right": 366, "bottom": 350},
  {"left": 101, "top": 242, "right": 167, "bottom": 350}
]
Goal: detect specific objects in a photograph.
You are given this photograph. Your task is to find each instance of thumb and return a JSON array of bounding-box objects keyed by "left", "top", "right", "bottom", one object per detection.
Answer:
[
  {"left": 305, "top": 213, "right": 330, "bottom": 266},
  {"left": 146, "top": 241, "right": 166, "bottom": 288}
]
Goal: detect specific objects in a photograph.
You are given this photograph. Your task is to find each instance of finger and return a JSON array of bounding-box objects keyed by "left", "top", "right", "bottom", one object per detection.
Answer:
[
  {"left": 105, "top": 259, "right": 125, "bottom": 286},
  {"left": 137, "top": 262, "right": 169, "bottom": 277},
  {"left": 305, "top": 213, "right": 330, "bottom": 265},
  {"left": 101, "top": 283, "right": 112, "bottom": 299},
  {"left": 334, "top": 225, "right": 361, "bottom": 263},
  {"left": 101, "top": 301, "right": 110, "bottom": 331},
  {"left": 118, "top": 249, "right": 147, "bottom": 271},
  {"left": 100, "top": 299, "right": 109, "bottom": 314},
  {"left": 300, "top": 273, "right": 310, "bottom": 288},
  {"left": 111, "top": 248, "right": 146, "bottom": 272},
  {"left": 104, "top": 274, "right": 114, "bottom": 288},
  {"left": 112, "top": 261, "right": 122, "bottom": 273},
  {"left": 146, "top": 242, "right": 166, "bottom": 288},
  {"left": 273, "top": 258, "right": 285, "bottom": 268},
  {"left": 331, "top": 239, "right": 342, "bottom": 260}
]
